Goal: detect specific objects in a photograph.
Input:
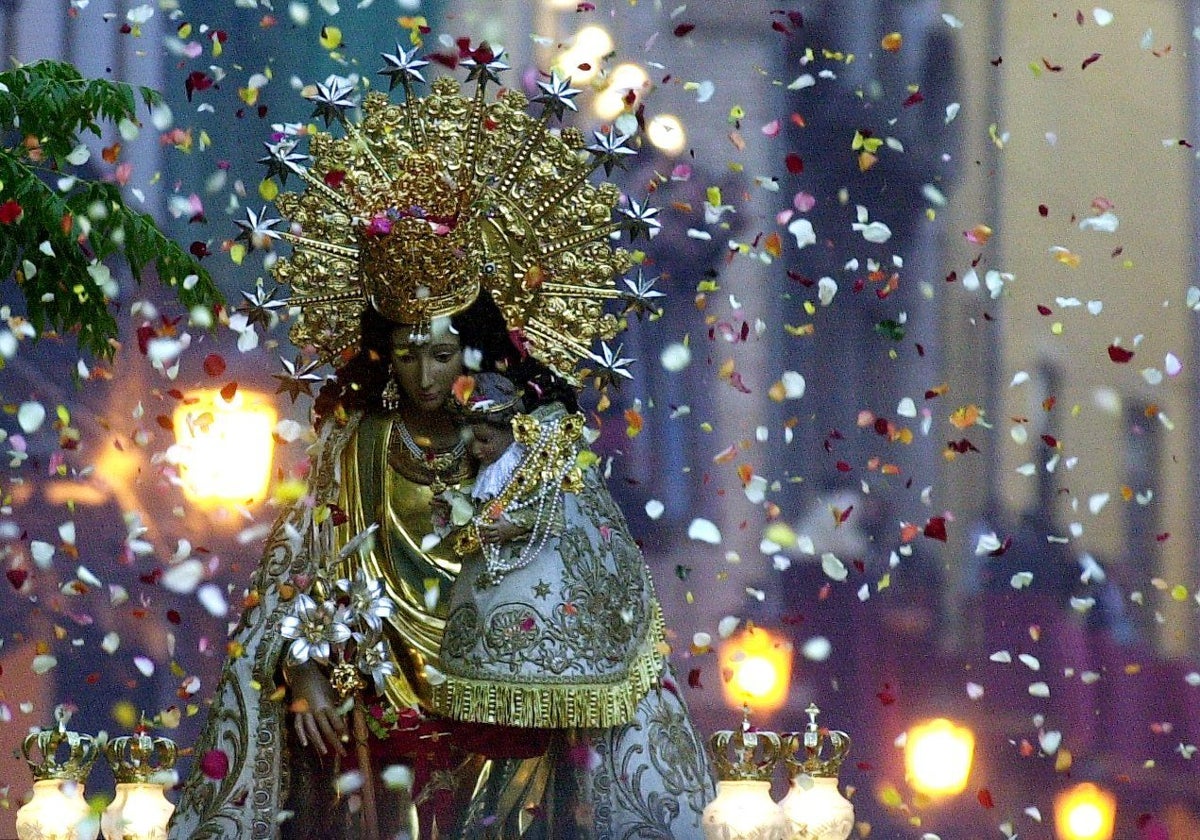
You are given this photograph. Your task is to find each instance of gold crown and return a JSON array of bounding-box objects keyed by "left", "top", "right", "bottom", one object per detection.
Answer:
[
  {"left": 240, "top": 46, "right": 661, "bottom": 386},
  {"left": 22, "top": 707, "right": 100, "bottom": 783},
  {"left": 105, "top": 733, "right": 178, "bottom": 784},
  {"left": 783, "top": 703, "right": 851, "bottom": 779},
  {"left": 709, "top": 708, "right": 784, "bottom": 783}
]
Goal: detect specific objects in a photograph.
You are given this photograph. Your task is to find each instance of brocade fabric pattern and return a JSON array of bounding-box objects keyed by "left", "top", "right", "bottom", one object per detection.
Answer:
[{"left": 168, "top": 411, "right": 713, "bottom": 839}]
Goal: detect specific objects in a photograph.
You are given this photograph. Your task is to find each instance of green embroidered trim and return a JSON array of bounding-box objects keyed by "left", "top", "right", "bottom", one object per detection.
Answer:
[{"left": 430, "top": 601, "right": 667, "bottom": 729}]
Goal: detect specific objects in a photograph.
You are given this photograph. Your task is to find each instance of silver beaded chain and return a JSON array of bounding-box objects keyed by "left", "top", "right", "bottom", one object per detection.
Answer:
[
  {"left": 477, "top": 421, "right": 573, "bottom": 586},
  {"left": 394, "top": 419, "right": 467, "bottom": 463}
]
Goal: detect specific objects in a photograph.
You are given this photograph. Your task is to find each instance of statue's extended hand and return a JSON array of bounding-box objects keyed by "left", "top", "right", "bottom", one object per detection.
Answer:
[
  {"left": 287, "top": 660, "right": 348, "bottom": 757},
  {"left": 479, "top": 515, "right": 528, "bottom": 545}
]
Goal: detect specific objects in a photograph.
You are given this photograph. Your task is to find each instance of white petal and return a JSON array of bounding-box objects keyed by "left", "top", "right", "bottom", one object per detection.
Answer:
[
  {"left": 744, "top": 475, "right": 768, "bottom": 504},
  {"left": 32, "top": 654, "right": 58, "bottom": 675},
  {"left": 817, "top": 277, "right": 838, "bottom": 306},
  {"left": 134, "top": 656, "right": 155, "bottom": 677},
  {"left": 30, "top": 540, "right": 55, "bottom": 569},
  {"left": 17, "top": 402, "right": 46, "bottom": 433},
  {"left": 821, "top": 552, "right": 847, "bottom": 582},
  {"left": 781, "top": 371, "right": 806, "bottom": 398},
  {"left": 75, "top": 565, "right": 102, "bottom": 587},
  {"left": 660, "top": 342, "right": 691, "bottom": 372},
  {"left": 1078, "top": 211, "right": 1119, "bottom": 233},
  {"left": 687, "top": 518, "right": 721, "bottom": 545},
  {"left": 66, "top": 144, "right": 91, "bottom": 165},
  {"left": 717, "top": 616, "right": 740, "bottom": 639},
  {"left": 381, "top": 764, "right": 413, "bottom": 790},
  {"left": 198, "top": 583, "right": 229, "bottom": 617},
  {"left": 1093, "top": 8, "right": 1114, "bottom": 26},
  {"left": 787, "top": 217, "right": 816, "bottom": 249},
  {"left": 802, "top": 636, "right": 831, "bottom": 661},
  {"left": 974, "top": 532, "right": 1002, "bottom": 555},
  {"left": 161, "top": 558, "right": 205, "bottom": 594},
  {"left": 645, "top": 499, "right": 665, "bottom": 520}
]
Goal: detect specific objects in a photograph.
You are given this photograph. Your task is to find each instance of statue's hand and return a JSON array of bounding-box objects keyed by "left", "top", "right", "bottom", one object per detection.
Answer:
[
  {"left": 287, "top": 660, "right": 347, "bottom": 757},
  {"left": 479, "top": 515, "right": 528, "bottom": 545}
]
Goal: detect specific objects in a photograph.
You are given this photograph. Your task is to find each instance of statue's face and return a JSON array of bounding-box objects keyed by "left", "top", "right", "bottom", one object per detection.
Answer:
[
  {"left": 468, "top": 421, "right": 512, "bottom": 467},
  {"left": 390, "top": 320, "right": 463, "bottom": 413}
]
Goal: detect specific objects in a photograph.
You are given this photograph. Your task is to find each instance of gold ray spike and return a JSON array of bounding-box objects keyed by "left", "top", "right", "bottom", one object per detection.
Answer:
[
  {"left": 320, "top": 330, "right": 362, "bottom": 365},
  {"left": 526, "top": 165, "right": 596, "bottom": 221},
  {"left": 278, "top": 232, "right": 360, "bottom": 260},
  {"left": 343, "top": 119, "right": 393, "bottom": 184},
  {"left": 494, "top": 112, "right": 551, "bottom": 197},
  {"left": 455, "top": 77, "right": 492, "bottom": 217},
  {"left": 286, "top": 290, "right": 366, "bottom": 307},
  {"left": 538, "top": 222, "right": 624, "bottom": 259},
  {"left": 526, "top": 317, "right": 593, "bottom": 358},
  {"left": 540, "top": 282, "right": 623, "bottom": 300},
  {"left": 294, "top": 168, "right": 356, "bottom": 213},
  {"left": 399, "top": 79, "right": 426, "bottom": 149}
]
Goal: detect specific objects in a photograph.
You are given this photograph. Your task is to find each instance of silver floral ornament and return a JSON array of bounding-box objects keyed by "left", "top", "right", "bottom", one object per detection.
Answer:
[{"left": 280, "top": 593, "right": 352, "bottom": 665}]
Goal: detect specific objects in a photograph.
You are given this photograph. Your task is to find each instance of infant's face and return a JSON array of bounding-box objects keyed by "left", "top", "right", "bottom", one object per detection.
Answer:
[{"left": 469, "top": 422, "right": 513, "bottom": 466}]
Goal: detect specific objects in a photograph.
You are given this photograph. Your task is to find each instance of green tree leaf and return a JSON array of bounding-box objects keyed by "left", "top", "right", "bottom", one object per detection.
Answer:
[{"left": 0, "top": 59, "right": 222, "bottom": 359}]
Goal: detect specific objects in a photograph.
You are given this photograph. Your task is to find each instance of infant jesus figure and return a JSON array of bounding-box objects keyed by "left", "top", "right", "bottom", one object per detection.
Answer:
[{"left": 447, "top": 371, "right": 582, "bottom": 589}]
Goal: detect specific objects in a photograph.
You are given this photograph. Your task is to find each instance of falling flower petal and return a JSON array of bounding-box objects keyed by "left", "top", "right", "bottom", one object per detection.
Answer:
[
  {"left": 687, "top": 518, "right": 722, "bottom": 544},
  {"left": 788, "top": 217, "right": 816, "bottom": 249}
]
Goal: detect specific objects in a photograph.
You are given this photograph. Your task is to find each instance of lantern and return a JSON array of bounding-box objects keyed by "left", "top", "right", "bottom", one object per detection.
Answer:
[
  {"left": 904, "top": 717, "right": 975, "bottom": 798},
  {"left": 1054, "top": 782, "right": 1116, "bottom": 840},
  {"left": 702, "top": 709, "right": 790, "bottom": 840},
  {"left": 16, "top": 707, "right": 100, "bottom": 840},
  {"left": 718, "top": 626, "right": 794, "bottom": 715},
  {"left": 779, "top": 703, "right": 854, "bottom": 840},
  {"left": 170, "top": 388, "right": 277, "bottom": 509},
  {"left": 101, "top": 733, "right": 177, "bottom": 840}
]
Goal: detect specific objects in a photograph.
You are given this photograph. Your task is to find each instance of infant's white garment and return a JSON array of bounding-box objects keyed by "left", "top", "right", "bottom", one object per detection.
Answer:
[{"left": 471, "top": 441, "right": 526, "bottom": 501}]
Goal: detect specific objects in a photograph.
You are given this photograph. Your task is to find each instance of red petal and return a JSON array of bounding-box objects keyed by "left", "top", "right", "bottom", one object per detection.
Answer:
[
  {"left": 673, "top": 23, "right": 695, "bottom": 37},
  {"left": 688, "top": 667, "right": 703, "bottom": 689},
  {"left": 785, "top": 153, "right": 804, "bottom": 174},
  {"left": 1107, "top": 344, "right": 1134, "bottom": 363},
  {"left": 0, "top": 199, "right": 23, "bottom": 224},
  {"left": 199, "top": 749, "right": 230, "bottom": 780},
  {"left": 923, "top": 516, "right": 948, "bottom": 542},
  {"left": 202, "top": 353, "right": 226, "bottom": 377},
  {"left": 977, "top": 788, "right": 995, "bottom": 808},
  {"left": 6, "top": 568, "right": 28, "bottom": 589},
  {"left": 220, "top": 381, "right": 238, "bottom": 402}
]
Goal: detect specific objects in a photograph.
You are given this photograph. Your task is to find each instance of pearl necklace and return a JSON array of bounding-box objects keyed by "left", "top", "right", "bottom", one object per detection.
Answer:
[
  {"left": 476, "top": 421, "right": 572, "bottom": 588},
  {"left": 393, "top": 419, "right": 467, "bottom": 493}
]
